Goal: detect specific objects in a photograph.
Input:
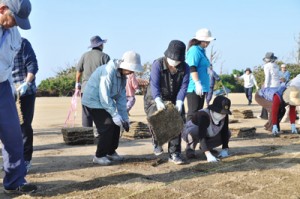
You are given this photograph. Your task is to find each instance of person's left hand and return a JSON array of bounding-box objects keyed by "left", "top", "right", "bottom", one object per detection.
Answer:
[
  {"left": 17, "top": 82, "right": 29, "bottom": 96},
  {"left": 291, "top": 123, "right": 298, "bottom": 134},
  {"left": 175, "top": 100, "right": 183, "bottom": 113},
  {"left": 218, "top": 148, "right": 229, "bottom": 158}
]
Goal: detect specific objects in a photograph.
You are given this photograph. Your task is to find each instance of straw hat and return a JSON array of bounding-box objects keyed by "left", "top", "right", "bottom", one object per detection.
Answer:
[{"left": 283, "top": 86, "right": 300, "bottom": 106}]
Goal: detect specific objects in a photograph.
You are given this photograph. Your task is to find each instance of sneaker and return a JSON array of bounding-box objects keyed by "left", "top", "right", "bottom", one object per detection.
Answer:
[
  {"left": 272, "top": 132, "right": 280, "bottom": 137},
  {"left": 153, "top": 145, "right": 163, "bottom": 156},
  {"left": 25, "top": 161, "right": 31, "bottom": 173},
  {"left": 92, "top": 156, "right": 111, "bottom": 165},
  {"left": 107, "top": 152, "right": 124, "bottom": 161},
  {"left": 185, "top": 149, "right": 196, "bottom": 159},
  {"left": 169, "top": 153, "right": 184, "bottom": 165},
  {"left": 4, "top": 183, "right": 37, "bottom": 194}
]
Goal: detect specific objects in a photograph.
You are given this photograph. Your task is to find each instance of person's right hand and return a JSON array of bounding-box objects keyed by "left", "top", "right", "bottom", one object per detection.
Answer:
[
  {"left": 194, "top": 80, "right": 203, "bottom": 96},
  {"left": 112, "top": 114, "right": 123, "bottom": 126},
  {"left": 205, "top": 151, "right": 219, "bottom": 162},
  {"left": 154, "top": 97, "right": 165, "bottom": 111}
]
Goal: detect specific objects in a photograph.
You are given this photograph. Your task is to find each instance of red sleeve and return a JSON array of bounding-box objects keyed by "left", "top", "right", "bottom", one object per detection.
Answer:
[
  {"left": 289, "top": 105, "right": 296, "bottom": 124},
  {"left": 272, "top": 95, "right": 280, "bottom": 124}
]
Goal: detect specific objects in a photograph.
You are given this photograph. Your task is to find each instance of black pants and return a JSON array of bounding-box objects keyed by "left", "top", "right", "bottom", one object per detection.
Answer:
[
  {"left": 145, "top": 102, "right": 183, "bottom": 154},
  {"left": 186, "top": 92, "right": 206, "bottom": 121},
  {"left": 84, "top": 106, "right": 120, "bottom": 157},
  {"left": 81, "top": 93, "right": 93, "bottom": 127},
  {"left": 20, "top": 94, "right": 36, "bottom": 161}
]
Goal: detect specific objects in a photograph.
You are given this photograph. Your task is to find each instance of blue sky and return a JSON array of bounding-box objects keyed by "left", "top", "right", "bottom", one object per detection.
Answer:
[{"left": 19, "top": 0, "right": 300, "bottom": 85}]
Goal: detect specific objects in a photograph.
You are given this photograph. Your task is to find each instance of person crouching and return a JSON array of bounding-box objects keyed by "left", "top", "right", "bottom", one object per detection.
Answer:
[{"left": 182, "top": 95, "right": 232, "bottom": 162}]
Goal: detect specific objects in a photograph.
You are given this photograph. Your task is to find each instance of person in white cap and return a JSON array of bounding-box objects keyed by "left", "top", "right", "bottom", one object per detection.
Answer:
[
  {"left": 0, "top": 0, "right": 37, "bottom": 194},
  {"left": 186, "top": 28, "right": 216, "bottom": 121},
  {"left": 82, "top": 51, "right": 143, "bottom": 166},
  {"left": 76, "top": 35, "right": 110, "bottom": 136},
  {"left": 279, "top": 64, "right": 290, "bottom": 84}
]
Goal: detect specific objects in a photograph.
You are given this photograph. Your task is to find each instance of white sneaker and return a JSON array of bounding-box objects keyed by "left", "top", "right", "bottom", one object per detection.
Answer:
[
  {"left": 153, "top": 145, "right": 163, "bottom": 156},
  {"left": 93, "top": 156, "right": 111, "bottom": 165},
  {"left": 107, "top": 152, "right": 124, "bottom": 161}
]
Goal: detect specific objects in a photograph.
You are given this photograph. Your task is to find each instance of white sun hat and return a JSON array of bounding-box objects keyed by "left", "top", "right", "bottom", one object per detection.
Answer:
[
  {"left": 194, "top": 28, "right": 216, "bottom": 42},
  {"left": 283, "top": 86, "right": 300, "bottom": 106},
  {"left": 119, "top": 51, "right": 143, "bottom": 73}
]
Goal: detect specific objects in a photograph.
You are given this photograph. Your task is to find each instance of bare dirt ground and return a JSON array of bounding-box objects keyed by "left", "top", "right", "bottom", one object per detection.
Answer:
[{"left": 1, "top": 93, "right": 300, "bottom": 199}]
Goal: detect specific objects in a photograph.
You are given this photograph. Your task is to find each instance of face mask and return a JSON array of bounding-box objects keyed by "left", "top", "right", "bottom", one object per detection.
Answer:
[
  {"left": 167, "top": 58, "right": 181, "bottom": 67},
  {"left": 210, "top": 110, "right": 226, "bottom": 124}
]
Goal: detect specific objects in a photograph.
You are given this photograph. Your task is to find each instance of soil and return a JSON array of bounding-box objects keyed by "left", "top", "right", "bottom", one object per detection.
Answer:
[{"left": 1, "top": 94, "right": 300, "bottom": 199}]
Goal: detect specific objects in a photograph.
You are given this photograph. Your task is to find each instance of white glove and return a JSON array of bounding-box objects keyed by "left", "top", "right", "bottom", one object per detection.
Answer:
[
  {"left": 75, "top": 82, "right": 81, "bottom": 90},
  {"left": 17, "top": 82, "right": 29, "bottom": 96},
  {"left": 154, "top": 97, "right": 165, "bottom": 111},
  {"left": 194, "top": 80, "right": 203, "bottom": 96},
  {"left": 175, "top": 100, "right": 183, "bottom": 113},
  {"left": 291, "top": 123, "right": 298, "bottom": 134},
  {"left": 112, "top": 114, "right": 123, "bottom": 127},
  {"left": 256, "top": 86, "right": 259, "bottom": 90},
  {"left": 218, "top": 148, "right": 229, "bottom": 158},
  {"left": 205, "top": 151, "right": 219, "bottom": 162},
  {"left": 272, "top": 125, "right": 279, "bottom": 135}
]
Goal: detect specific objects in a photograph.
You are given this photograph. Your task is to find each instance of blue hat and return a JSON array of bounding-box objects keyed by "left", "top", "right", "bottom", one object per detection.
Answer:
[
  {"left": 3, "top": 0, "right": 31, "bottom": 30},
  {"left": 88, "top": 35, "right": 107, "bottom": 48}
]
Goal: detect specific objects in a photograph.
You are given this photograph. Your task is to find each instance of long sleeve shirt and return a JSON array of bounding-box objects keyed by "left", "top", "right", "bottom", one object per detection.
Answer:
[
  {"left": 12, "top": 38, "right": 39, "bottom": 95},
  {"left": 150, "top": 58, "right": 190, "bottom": 102},
  {"left": 81, "top": 60, "right": 128, "bottom": 121},
  {"left": 126, "top": 73, "right": 139, "bottom": 97},
  {"left": 238, "top": 73, "right": 258, "bottom": 88},
  {"left": 264, "top": 62, "right": 280, "bottom": 88},
  {"left": 0, "top": 27, "right": 22, "bottom": 83}
]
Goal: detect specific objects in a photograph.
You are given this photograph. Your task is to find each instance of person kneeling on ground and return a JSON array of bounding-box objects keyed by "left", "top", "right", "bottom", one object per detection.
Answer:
[
  {"left": 82, "top": 51, "right": 143, "bottom": 166},
  {"left": 182, "top": 96, "right": 231, "bottom": 162}
]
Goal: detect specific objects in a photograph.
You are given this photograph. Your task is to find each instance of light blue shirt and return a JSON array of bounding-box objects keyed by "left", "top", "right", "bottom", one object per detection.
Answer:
[
  {"left": 186, "top": 45, "right": 210, "bottom": 92},
  {"left": 279, "top": 70, "right": 290, "bottom": 82},
  {"left": 81, "top": 60, "right": 128, "bottom": 121},
  {"left": 0, "top": 27, "right": 22, "bottom": 83}
]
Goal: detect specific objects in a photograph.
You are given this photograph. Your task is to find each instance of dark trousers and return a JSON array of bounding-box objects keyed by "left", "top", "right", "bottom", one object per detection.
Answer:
[
  {"left": 186, "top": 92, "right": 206, "bottom": 121},
  {"left": 84, "top": 106, "right": 120, "bottom": 157},
  {"left": 0, "top": 80, "right": 26, "bottom": 189},
  {"left": 81, "top": 93, "right": 93, "bottom": 127},
  {"left": 20, "top": 94, "right": 36, "bottom": 161},
  {"left": 244, "top": 87, "right": 253, "bottom": 103},
  {"left": 145, "top": 102, "right": 183, "bottom": 154}
]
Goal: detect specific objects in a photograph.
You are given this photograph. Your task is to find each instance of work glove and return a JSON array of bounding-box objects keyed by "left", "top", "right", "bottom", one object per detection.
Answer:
[
  {"left": 272, "top": 125, "right": 279, "bottom": 136},
  {"left": 75, "top": 82, "right": 81, "bottom": 90},
  {"left": 205, "top": 151, "right": 219, "bottom": 163},
  {"left": 17, "top": 82, "right": 30, "bottom": 96},
  {"left": 112, "top": 114, "right": 123, "bottom": 127},
  {"left": 122, "top": 119, "right": 130, "bottom": 132},
  {"left": 175, "top": 100, "right": 183, "bottom": 113},
  {"left": 291, "top": 123, "right": 298, "bottom": 134},
  {"left": 218, "top": 148, "right": 229, "bottom": 158},
  {"left": 194, "top": 80, "right": 203, "bottom": 96},
  {"left": 154, "top": 97, "right": 165, "bottom": 111}
]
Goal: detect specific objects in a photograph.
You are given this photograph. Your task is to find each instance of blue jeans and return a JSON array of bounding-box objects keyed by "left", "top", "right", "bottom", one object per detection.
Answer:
[
  {"left": 20, "top": 94, "right": 36, "bottom": 161},
  {"left": 0, "top": 80, "right": 27, "bottom": 189},
  {"left": 244, "top": 87, "right": 253, "bottom": 104}
]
